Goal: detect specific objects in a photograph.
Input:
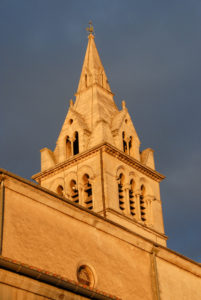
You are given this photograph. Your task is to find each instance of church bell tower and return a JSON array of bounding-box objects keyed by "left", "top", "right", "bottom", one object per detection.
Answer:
[{"left": 33, "top": 25, "right": 167, "bottom": 246}]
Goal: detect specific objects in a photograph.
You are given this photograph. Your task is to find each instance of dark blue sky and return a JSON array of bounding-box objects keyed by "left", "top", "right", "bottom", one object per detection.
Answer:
[{"left": 1, "top": 0, "right": 201, "bottom": 261}]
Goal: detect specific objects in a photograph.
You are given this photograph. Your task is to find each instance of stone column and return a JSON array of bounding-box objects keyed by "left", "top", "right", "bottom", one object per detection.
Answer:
[
  {"left": 124, "top": 183, "right": 131, "bottom": 216},
  {"left": 88, "top": 177, "right": 94, "bottom": 210},
  {"left": 128, "top": 136, "right": 132, "bottom": 155},
  {"left": 144, "top": 195, "right": 154, "bottom": 226},
  {"left": 135, "top": 190, "right": 142, "bottom": 221},
  {"left": 78, "top": 183, "right": 84, "bottom": 207},
  {"left": 117, "top": 177, "right": 126, "bottom": 213},
  {"left": 125, "top": 136, "right": 130, "bottom": 155},
  {"left": 70, "top": 136, "right": 75, "bottom": 156}
]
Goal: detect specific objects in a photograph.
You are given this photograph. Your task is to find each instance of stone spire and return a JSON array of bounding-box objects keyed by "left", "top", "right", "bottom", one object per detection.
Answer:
[
  {"left": 77, "top": 28, "right": 111, "bottom": 93},
  {"left": 73, "top": 25, "right": 118, "bottom": 138}
]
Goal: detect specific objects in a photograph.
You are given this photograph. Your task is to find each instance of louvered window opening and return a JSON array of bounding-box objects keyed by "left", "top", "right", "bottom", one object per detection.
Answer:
[
  {"left": 57, "top": 185, "right": 64, "bottom": 196},
  {"left": 140, "top": 185, "right": 146, "bottom": 222},
  {"left": 83, "top": 174, "right": 93, "bottom": 210},
  {"left": 118, "top": 173, "right": 125, "bottom": 211},
  {"left": 129, "top": 179, "right": 135, "bottom": 216},
  {"left": 70, "top": 180, "right": 79, "bottom": 203}
]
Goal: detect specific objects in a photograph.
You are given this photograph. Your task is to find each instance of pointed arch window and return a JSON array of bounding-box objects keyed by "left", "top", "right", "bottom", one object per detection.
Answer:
[
  {"left": 66, "top": 136, "right": 72, "bottom": 158},
  {"left": 140, "top": 185, "right": 146, "bottom": 222},
  {"left": 83, "top": 174, "right": 93, "bottom": 210},
  {"left": 122, "top": 132, "right": 127, "bottom": 154},
  {"left": 129, "top": 179, "right": 135, "bottom": 216},
  {"left": 118, "top": 173, "right": 125, "bottom": 211},
  {"left": 122, "top": 132, "right": 133, "bottom": 155},
  {"left": 73, "top": 132, "right": 79, "bottom": 155},
  {"left": 70, "top": 179, "right": 79, "bottom": 203}
]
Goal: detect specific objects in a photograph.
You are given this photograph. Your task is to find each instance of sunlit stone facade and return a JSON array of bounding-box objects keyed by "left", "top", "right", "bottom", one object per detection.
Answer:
[{"left": 0, "top": 30, "right": 200, "bottom": 300}]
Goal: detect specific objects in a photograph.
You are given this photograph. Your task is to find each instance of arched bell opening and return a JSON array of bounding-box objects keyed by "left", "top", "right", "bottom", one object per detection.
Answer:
[
  {"left": 129, "top": 179, "right": 136, "bottom": 216},
  {"left": 140, "top": 184, "right": 146, "bottom": 222},
  {"left": 122, "top": 132, "right": 127, "bottom": 154},
  {"left": 118, "top": 173, "right": 125, "bottom": 211},
  {"left": 57, "top": 185, "right": 64, "bottom": 196},
  {"left": 83, "top": 174, "right": 93, "bottom": 210},
  {"left": 128, "top": 136, "right": 132, "bottom": 155},
  {"left": 73, "top": 132, "right": 79, "bottom": 155},
  {"left": 70, "top": 179, "right": 79, "bottom": 203}
]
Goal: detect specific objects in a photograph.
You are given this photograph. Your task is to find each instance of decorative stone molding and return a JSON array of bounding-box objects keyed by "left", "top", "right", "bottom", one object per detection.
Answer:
[{"left": 33, "top": 143, "right": 164, "bottom": 187}]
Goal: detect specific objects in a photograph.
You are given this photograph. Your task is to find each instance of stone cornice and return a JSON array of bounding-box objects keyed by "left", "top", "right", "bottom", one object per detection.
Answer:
[
  {"left": 104, "top": 208, "right": 167, "bottom": 240},
  {"left": 32, "top": 145, "right": 101, "bottom": 181},
  {"left": 33, "top": 142, "right": 165, "bottom": 182},
  {"left": 103, "top": 143, "right": 165, "bottom": 182}
]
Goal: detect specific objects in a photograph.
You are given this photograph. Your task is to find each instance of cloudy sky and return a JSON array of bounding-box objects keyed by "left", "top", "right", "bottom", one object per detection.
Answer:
[{"left": 1, "top": 0, "right": 201, "bottom": 261}]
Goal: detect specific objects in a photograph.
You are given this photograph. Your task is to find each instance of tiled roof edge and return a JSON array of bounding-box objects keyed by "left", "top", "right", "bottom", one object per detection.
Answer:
[{"left": 0, "top": 256, "right": 121, "bottom": 300}]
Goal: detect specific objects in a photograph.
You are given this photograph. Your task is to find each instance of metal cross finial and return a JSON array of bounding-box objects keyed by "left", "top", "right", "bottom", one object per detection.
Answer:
[{"left": 86, "top": 21, "right": 94, "bottom": 35}]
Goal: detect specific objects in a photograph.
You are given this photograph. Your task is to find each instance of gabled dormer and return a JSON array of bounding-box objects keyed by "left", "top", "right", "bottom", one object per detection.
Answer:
[{"left": 111, "top": 101, "right": 141, "bottom": 161}]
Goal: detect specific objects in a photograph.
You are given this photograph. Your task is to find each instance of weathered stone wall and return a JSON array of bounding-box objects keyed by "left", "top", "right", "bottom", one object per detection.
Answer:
[
  {"left": 2, "top": 177, "right": 154, "bottom": 300},
  {"left": 1, "top": 175, "right": 201, "bottom": 300},
  {"left": 157, "top": 255, "right": 201, "bottom": 300}
]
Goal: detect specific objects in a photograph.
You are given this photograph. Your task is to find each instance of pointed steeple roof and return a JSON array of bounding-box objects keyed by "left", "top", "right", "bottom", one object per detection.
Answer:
[
  {"left": 77, "top": 33, "right": 111, "bottom": 93},
  {"left": 73, "top": 26, "right": 118, "bottom": 136}
]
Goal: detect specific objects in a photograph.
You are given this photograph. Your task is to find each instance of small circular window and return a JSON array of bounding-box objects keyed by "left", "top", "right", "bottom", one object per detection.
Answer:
[
  {"left": 77, "top": 265, "right": 94, "bottom": 287},
  {"left": 69, "top": 119, "right": 73, "bottom": 125}
]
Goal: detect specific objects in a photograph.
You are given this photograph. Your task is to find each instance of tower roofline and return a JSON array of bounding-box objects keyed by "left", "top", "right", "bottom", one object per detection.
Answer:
[{"left": 33, "top": 142, "right": 165, "bottom": 183}]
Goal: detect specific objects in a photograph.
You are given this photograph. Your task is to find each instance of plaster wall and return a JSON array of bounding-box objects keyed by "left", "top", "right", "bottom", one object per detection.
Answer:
[
  {"left": 3, "top": 178, "right": 153, "bottom": 300},
  {"left": 157, "top": 257, "right": 201, "bottom": 300},
  {"left": 2, "top": 176, "right": 201, "bottom": 300}
]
